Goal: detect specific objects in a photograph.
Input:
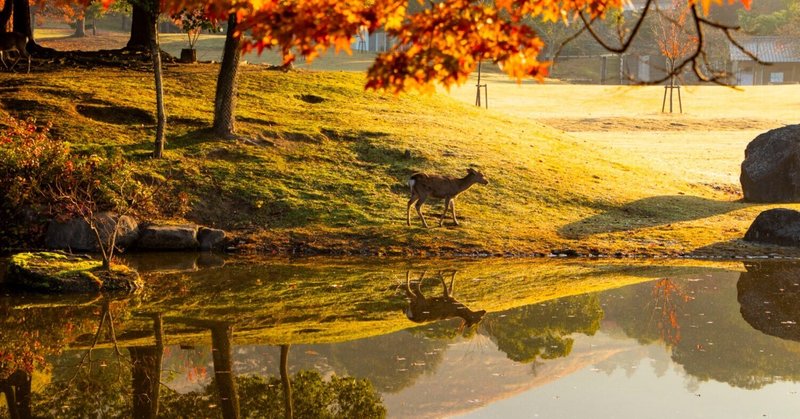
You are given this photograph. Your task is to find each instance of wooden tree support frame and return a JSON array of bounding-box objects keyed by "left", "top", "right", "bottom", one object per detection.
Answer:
[
  {"left": 475, "top": 61, "right": 488, "bottom": 109},
  {"left": 662, "top": 84, "right": 682, "bottom": 114}
]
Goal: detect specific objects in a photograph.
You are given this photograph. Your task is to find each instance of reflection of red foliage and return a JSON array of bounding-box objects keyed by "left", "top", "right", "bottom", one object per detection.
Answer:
[
  {"left": 652, "top": 278, "right": 692, "bottom": 347},
  {"left": 186, "top": 366, "right": 208, "bottom": 383}
]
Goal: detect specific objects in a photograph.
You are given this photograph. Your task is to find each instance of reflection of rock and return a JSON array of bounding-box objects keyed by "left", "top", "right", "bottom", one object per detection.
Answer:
[
  {"left": 743, "top": 208, "right": 800, "bottom": 246},
  {"left": 6, "top": 252, "right": 142, "bottom": 293},
  {"left": 737, "top": 261, "right": 800, "bottom": 341},
  {"left": 137, "top": 224, "right": 200, "bottom": 250},
  {"left": 740, "top": 124, "right": 800, "bottom": 202},
  {"left": 45, "top": 212, "right": 139, "bottom": 251},
  {"left": 120, "top": 252, "right": 200, "bottom": 273}
]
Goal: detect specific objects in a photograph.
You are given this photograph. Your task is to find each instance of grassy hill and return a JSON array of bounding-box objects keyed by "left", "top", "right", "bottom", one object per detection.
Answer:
[{"left": 1, "top": 65, "right": 797, "bottom": 257}]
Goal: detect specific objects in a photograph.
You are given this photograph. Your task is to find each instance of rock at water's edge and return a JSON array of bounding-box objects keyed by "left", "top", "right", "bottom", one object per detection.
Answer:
[
  {"left": 45, "top": 212, "right": 139, "bottom": 251},
  {"left": 198, "top": 227, "right": 226, "bottom": 250},
  {"left": 743, "top": 208, "right": 800, "bottom": 246},
  {"left": 137, "top": 224, "right": 200, "bottom": 249},
  {"left": 740, "top": 124, "right": 800, "bottom": 202}
]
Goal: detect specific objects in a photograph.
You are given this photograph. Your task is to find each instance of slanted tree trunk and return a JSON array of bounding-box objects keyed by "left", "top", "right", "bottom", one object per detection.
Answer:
[
  {"left": 148, "top": 1, "right": 166, "bottom": 158},
  {"left": 213, "top": 14, "right": 243, "bottom": 138},
  {"left": 127, "top": 2, "right": 154, "bottom": 50},
  {"left": 73, "top": 17, "right": 86, "bottom": 37}
]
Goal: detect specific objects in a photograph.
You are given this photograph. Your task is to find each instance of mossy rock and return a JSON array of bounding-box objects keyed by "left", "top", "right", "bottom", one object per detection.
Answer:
[{"left": 7, "top": 252, "right": 143, "bottom": 293}]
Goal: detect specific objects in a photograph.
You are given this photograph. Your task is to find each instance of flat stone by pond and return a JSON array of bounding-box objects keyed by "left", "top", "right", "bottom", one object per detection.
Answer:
[
  {"left": 6, "top": 252, "right": 142, "bottom": 293},
  {"left": 2, "top": 257, "right": 800, "bottom": 417}
]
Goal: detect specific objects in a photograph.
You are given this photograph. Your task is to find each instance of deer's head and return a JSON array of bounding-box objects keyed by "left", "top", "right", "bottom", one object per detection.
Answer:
[{"left": 467, "top": 168, "right": 489, "bottom": 185}]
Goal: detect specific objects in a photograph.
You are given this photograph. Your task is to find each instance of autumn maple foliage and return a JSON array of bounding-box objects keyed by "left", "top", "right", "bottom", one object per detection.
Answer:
[{"left": 162, "top": 0, "right": 751, "bottom": 91}]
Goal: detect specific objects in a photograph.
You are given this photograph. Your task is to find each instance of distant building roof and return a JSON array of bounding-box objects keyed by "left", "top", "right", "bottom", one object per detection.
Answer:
[{"left": 729, "top": 36, "right": 800, "bottom": 63}]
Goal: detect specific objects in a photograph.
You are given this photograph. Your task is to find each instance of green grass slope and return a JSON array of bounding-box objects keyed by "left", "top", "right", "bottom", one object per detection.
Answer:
[{"left": 0, "top": 65, "right": 792, "bottom": 256}]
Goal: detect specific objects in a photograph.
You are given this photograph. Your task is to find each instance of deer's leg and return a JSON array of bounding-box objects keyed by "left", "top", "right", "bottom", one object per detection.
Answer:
[
  {"left": 415, "top": 195, "right": 429, "bottom": 228},
  {"left": 0, "top": 52, "right": 8, "bottom": 70},
  {"left": 415, "top": 271, "right": 426, "bottom": 297},
  {"left": 405, "top": 271, "right": 415, "bottom": 298},
  {"left": 406, "top": 192, "right": 418, "bottom": 226},
  {"left": 438, "top": 275, "right": 449, "bottom": 297},
  {"left": 451, "top": 199, "right": 459, "bottom": 226},
  {"left": 439, "top": 197, "right": 451, "bottom": 226}
]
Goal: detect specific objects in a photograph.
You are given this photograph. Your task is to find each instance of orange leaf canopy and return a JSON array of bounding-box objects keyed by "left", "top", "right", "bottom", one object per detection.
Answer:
[{"left": 151, "top": 0, "right": 753, "bottom": 91}]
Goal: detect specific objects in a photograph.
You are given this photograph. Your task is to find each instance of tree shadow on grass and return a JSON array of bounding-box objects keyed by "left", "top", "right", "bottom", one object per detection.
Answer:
[
  {"left": 559, "top": 195, "right": 750, "bottom": 240},
  {"left": 326, "top": 128, "right": 430, "bottom": 196},
  {"left": 117, "top": 127, "right": 223, "bottom": 159}
]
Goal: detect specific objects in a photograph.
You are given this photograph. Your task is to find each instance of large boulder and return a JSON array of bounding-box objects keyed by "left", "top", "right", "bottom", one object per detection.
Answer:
[
  {"left": 45, "top": 212, "right": 139, "bottom": 251},
  {"left": 743, "top": 208, "right": 800, "bottom": 246},
  {"left": 740, "top": 124, "right": 800, "bottom": 202},
  {"left": 136, "top": 224, "right": 200, "bottom": 249}
]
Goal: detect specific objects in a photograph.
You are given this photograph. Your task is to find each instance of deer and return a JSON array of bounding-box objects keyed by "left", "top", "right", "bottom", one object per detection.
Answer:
[
  {"left": 0, "top": 32, "right": 31, "bottom": 74},
  {"left": 404, "top": 270, "right": 487, "bottom": 332},
  {"left": 406, "top": 168, "right": 489, "bottom": 228}
]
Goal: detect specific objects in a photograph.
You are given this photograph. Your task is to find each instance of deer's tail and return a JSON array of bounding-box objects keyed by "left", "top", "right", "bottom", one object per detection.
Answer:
[{"left": 408, "top": 178, "right": 415, "bottom": 197}]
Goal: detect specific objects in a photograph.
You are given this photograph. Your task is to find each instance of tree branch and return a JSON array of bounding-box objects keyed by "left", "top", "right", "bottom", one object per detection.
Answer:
[{"left": 577, "top": 0, "right": 654, "bottom": 54}]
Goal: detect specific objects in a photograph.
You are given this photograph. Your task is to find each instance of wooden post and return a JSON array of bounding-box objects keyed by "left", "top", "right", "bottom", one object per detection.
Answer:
[
  {"left": 661, "top": 59, "right": 682, "bottom": 114},
  {"left": 600, "top": 56, "right": 608, "bottom": 85},
  {"left": 475, "top": 61, "right": 488, "bottom": 109}
]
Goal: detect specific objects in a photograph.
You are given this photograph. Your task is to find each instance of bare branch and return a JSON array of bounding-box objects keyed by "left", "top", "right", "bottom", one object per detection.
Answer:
[
  {"left": 552, "top": 22, "right": 589, "bottom": 61},
  {"left": 577, "top": 0, "right": 654, "bottom": 54}
]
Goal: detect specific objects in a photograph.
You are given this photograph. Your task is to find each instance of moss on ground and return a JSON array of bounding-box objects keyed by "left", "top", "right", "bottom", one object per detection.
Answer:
[{"left": 7, "top": 252, "right": 141, "bottom": 293}]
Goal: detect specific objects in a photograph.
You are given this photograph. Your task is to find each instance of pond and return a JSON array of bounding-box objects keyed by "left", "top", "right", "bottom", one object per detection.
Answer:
[{"left": 2, "top": 254, "right": 800, "bottom": 418}]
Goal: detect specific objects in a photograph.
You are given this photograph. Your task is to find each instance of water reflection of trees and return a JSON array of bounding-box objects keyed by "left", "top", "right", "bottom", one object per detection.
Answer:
[
  {"left": 316, "top": 331, "right": 448, "bottom": 394},
  {"left": 606, "top": 269, "right": 800, "bottom": 390},
  {"left": 486, "top": 295, "right": 603, "bottom": 364},
  {"left": 0, "top": 303, "right": 387, "bottom": 418},
  {"left": 159, "top": 343, "right": 385, "bottom": 418}
]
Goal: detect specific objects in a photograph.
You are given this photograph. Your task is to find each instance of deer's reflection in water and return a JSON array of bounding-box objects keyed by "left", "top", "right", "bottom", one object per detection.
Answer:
[{"left": 404, "top": 270, "right": 486, "bottom": 332}]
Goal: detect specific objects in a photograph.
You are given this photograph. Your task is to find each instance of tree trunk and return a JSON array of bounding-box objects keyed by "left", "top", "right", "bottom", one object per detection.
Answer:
[
  {"left": 74, "top": 17, "right": 86, "bottom": 37},
  {"left": 129, "top": 346, "right": 162, "bottom": 418},
  {"left": 129, "top": 314, "right": 163, "bottom": 419},
  {"left": 127, "top": 3, "right": 154, "bottom": 50},
  {"left": 149, "top": 6, "right": 166, "bottom": 158},
  {"left": 213, "top": 14, "right": 243, "bottom": 138},
  {"left": 210, "top": 323, "right": 240, "bottom": 419},
  {"left": 0, "top": 0, "right": 13, "bottom": 32},
  {"left": 12, "top": 0, "right": 35, "bottom": 49},
  {"left": 0, "top": 370, "right": 31, "bottom": 419},
  {"left": 280, "top": 345, "right": 294, "bottom": 419}
]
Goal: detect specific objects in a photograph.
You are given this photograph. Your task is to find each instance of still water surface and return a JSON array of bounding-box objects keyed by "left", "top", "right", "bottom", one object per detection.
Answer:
[{"left": 2, "top": 255, "right": 800, "bottom": 418}]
